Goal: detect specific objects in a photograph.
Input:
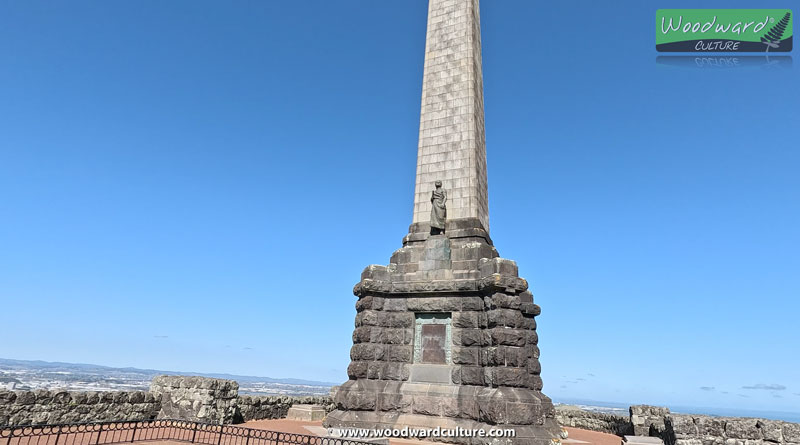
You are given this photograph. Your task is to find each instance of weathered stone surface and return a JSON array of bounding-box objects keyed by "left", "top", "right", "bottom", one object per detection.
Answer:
[
  {"left": 631, "top": 405, "right": 671, "bottom": 436},
  {"left": 0, "top": 390, "right": 159, "bottom": 426},
  {"left": 784, "top": 423, "right": 800, "bottom": 443},
  {"left": 237, "top": 395, "right": 334, "bottom": 422},
  {"left": 487, "top": 308, "right": 524, "bottom": 328},
  {"left": 695, "top": 417, "right": 727, "bottom": 437},
  {"left": 757, "top": 420, "right": 783, "bottom": 442},
  {"left": 151, "top": 375, "right": 238, "bottom": 424},
  {"left": 453, "top": 328, "right": 487, "bottom": 347},
  {"left": 490, "top": 328, "right": 527, "bottom": 346},
  {"left": 555, "top": 405, "right": 633, "bottom": 436},
  {"left": 726, "top": 418, "right": 761, "bottom": 440},
  {"left": 459, "top": 366, "right": 485, "bottom": 386}
]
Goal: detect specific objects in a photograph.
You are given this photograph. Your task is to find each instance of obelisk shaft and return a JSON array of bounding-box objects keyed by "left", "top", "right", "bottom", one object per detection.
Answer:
[{"left": 412, "top": 0, "right": 489, "bottom": 233}]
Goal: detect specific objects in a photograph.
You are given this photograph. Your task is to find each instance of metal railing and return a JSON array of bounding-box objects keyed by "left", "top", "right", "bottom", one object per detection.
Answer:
[{"left": 0, "top": 420, "right": 371, "bottom": 445}]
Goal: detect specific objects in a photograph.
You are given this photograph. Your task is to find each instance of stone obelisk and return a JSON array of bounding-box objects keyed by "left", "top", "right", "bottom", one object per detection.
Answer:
[{"left": 325, "top": 1, "right": 560, "bottom": 444}]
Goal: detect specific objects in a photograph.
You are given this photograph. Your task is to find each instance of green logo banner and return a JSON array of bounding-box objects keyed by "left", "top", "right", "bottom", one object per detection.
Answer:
[{"left": 656, "top": 9, "right": 793, "bottom": 52}]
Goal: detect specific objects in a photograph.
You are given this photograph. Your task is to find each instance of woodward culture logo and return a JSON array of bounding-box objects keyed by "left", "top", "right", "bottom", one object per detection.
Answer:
[{"left": 656, "top": 9, "right": 793, "bottom": 52}]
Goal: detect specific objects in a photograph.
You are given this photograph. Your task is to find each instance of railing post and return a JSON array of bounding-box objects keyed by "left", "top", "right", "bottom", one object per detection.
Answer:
[
  {"left": 131, "top": 423, "right": 138, "bottom": 443},
  {"left": 191, "top": 423, "right": 198, "bottom": 444},
  {"left": 95, "top": 424, "right": 103, "bottom": 445},
  {"left": 55, "top": 427, "right": 62, "bottom": 445},
  {"left": 5, "top": 428, "right": 13, "bottom": 445},
  {"left": 216, "top": 425, "right": 224, "bottom": 445},
  {"left": 245, "top": 429, "right": 251, "bottom": 445}
]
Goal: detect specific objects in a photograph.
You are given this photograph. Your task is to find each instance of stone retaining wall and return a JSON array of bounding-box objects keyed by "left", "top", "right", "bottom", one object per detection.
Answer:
[
  {"left": 0, "top": 376, "right": 336, "bottom": 427},
  {"left": 236, "top": 395, "right": 334, "bottom": 422},
  {"left": 0, "top": 390, "right": 160, "bottom": 426},
  {"left": 555, "top": 404, "right": 800, "bottom": 445},
  {"left": 660, "top": 411, "right": 800, "bottom": 445},
  {"left": 150, "top": 376, "right": 238, "bottom": 425},
  {"left": 555, "top": 405, "right": 632, "bottom": 436}
]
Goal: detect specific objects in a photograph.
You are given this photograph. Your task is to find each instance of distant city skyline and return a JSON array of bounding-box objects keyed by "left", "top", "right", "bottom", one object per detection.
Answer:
[{"left": 1, "top": 0, "right": 798, "bottom": 417}]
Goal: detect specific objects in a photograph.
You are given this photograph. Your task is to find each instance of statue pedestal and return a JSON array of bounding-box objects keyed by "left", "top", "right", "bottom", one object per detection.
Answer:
[{"left": 324, "top": 219, "right": 560, "bottom": 445}]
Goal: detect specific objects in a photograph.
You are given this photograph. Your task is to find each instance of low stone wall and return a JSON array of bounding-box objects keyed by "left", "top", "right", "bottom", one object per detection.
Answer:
[
  {"left": 0, "top": 390, "right": 160, "bottom": 426},
  {"left": 555, "top": 405, "right": 633, "bottom": 436},
  {"left": 630, "top": 405, "right": 800, "bottom": 445},
  {"left": 631, "top": 405, "right": 671, "bottom": 436},
  {"left": 555, "top": 404, "right": 800, "bottom": 445},
  {"left": 665, "top": 413, "right": 800, "bottom": 445},
  {"left": 0, "top": 376, "right": 335, "bottom": 427},
  {"left": 237, "top": 395, "right": 334, "bottom": 422},
  {"left": 151, "top": 376, "right": 239, "bottom": 425}
]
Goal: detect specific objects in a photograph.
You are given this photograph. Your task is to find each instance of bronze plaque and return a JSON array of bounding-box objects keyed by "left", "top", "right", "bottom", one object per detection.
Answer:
[{"left": 421, "top": 324, "right": 447, "bottom": 364}]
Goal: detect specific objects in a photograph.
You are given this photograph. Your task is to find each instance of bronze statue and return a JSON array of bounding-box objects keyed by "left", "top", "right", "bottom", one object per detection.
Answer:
[{"left": 430, "top": 180, "right": 447, "bottom": 235}]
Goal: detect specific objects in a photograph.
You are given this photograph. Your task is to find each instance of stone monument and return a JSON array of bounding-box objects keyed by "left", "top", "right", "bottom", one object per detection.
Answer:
[{"left": 324, "top": 1, "right": 560, "bottom": 444}]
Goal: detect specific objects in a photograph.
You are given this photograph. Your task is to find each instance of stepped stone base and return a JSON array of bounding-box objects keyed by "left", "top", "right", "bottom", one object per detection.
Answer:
[{"left": 325, "top": 219, "right": 560, "bottom": 445}]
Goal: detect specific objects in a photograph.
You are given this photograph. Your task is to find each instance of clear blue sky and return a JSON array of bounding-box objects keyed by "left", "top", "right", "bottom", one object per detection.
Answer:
[{"left": 1, "top": 1, "right": 798, "bottom": 418}]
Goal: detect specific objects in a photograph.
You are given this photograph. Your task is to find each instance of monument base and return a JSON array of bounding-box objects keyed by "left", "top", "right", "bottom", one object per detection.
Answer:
[
  {"left": 326, "top": 380, "right": 560, "bottom": 445},
  {"left": 325, "top": 220, "right": 560, "bottom": 445}
]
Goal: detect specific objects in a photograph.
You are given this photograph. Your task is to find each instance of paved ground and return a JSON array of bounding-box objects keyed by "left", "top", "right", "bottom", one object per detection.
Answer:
[
  {"left": 241, "top": 419, "right": 622, "bottom": 445},
  {"left": 3, "top": 420, "right": 621, "bottom": 445},
  {"left": 563, "top": 427, "right": 621, "bottom": 445}
]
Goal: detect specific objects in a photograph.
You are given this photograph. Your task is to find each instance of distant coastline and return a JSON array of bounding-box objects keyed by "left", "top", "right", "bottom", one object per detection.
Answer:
[{"left": 554, "top": 397, "right": 800, "bottom": 423}]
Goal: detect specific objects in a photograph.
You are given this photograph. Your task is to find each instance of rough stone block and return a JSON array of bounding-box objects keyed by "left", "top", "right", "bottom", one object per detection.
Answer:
[
  {"left": 460, "top": 366, "right": 485, "bottom": 386},
  {"left": 453, "top": 311, "right": 480, "bottom": 328},
  {"left": 452, "top": 347, "right": 481, "bottom": 365},
  {"left": 367, "top": 362, "right": 386, "bottom": 380},
  {"left": 520, "top": 316, "right": 537, "bottom": 330},
  {"left": 350, "top": 344, "right": 377, "bottom": 361},
  {"left": 507, "top": 402, "right": 543, "bottom": 424},
  {"left": 356, "top": 310, "right": 379, "bottom": 327},
  {"left": 479, "top": 347, "right": 498, "bottom": 367},
  {"left": 362, "top": 265, "right": 390, "bottom": 281},
  {"left": 342, "top": 391, "right": 377, "bottom": 411},
  {"left": 479, "top": 258, "right": 519, "bottom": 278},
  {"left": 379, "top": 393, "right": 411, "bottom": 413},
  {"left": 726, "top": 419, "right": 760, "bottom": 440},
  {"left": 489, "top": 293, "right": 522, "bottom": 309},
  {"left": 461, "top": 296, "right": 484, "bottom": 311},
  {"left": 453, "top": 328, "right": 485, "bottom": 347},
  {"left": 490, "top": 328, "right": 527, "bottom": 346},
  {"left": 695, "top": 417, "right": 727, "bottom": 437},
  {"left": 353, "top": 326, "right": 373, "bottom": 343},
  {"left": 378, "top": 312, "right": 413, "bottom": 328},
  {"left": 520, "top": 302, "right": 542, "bottom": 316},
  {"left": 492, "top": 368, "right": 527, "bottom": 388},
  {"left": 501, "top": 346, "right": 528, "bottom": 367},
  {"left": 406, "top": 297, "right": 461, "bottom": 311},
  {"left": 383, "top": 298, "right": 407, "bottom": 312},
  {"left": 756, "top": 420, "right": 782, "bottom": 442},
  {"left": 478, "top": 395, "right": 507, "bottom": 424},
  {"left": 412, "top": 396, "right": 442, "bottom": 416},
  {"left": 386, "top": 345, "right": 412, "bottom": 363},
  {"left": 784, "top": 423, "right": 800, "bottom": 443},
  {"left": 443, "top": 397, "right": 479, "bottom": 419},
  {"left": 527, "top": 359, "right": 542, "bottom": 375},
  {"left": 487, "top": 308, "right": 524, "bottom": 328},
  {"left": 382, "top": 363, "right": 405, "bottom": 381}
]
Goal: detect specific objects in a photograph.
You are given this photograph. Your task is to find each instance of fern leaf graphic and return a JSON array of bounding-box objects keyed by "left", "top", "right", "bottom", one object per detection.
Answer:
[{"left": 761, "top": 12, "right": 791, "bottom": 52}]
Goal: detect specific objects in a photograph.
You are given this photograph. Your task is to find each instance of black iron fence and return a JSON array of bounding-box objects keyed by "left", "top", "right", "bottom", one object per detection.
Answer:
[{"left": 0, "top": 420, "right": 371, "bottom": 445}]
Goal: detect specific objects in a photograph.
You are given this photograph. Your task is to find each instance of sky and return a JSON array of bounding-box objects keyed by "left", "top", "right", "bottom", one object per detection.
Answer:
[{"left": 1, "top": 1, "right": 798, "bottom": 419}]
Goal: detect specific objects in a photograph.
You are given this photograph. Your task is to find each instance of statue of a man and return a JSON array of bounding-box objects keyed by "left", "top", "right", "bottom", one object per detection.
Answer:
[{"left": 430, "top": 180, "right": 447, "bottom": 235}]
